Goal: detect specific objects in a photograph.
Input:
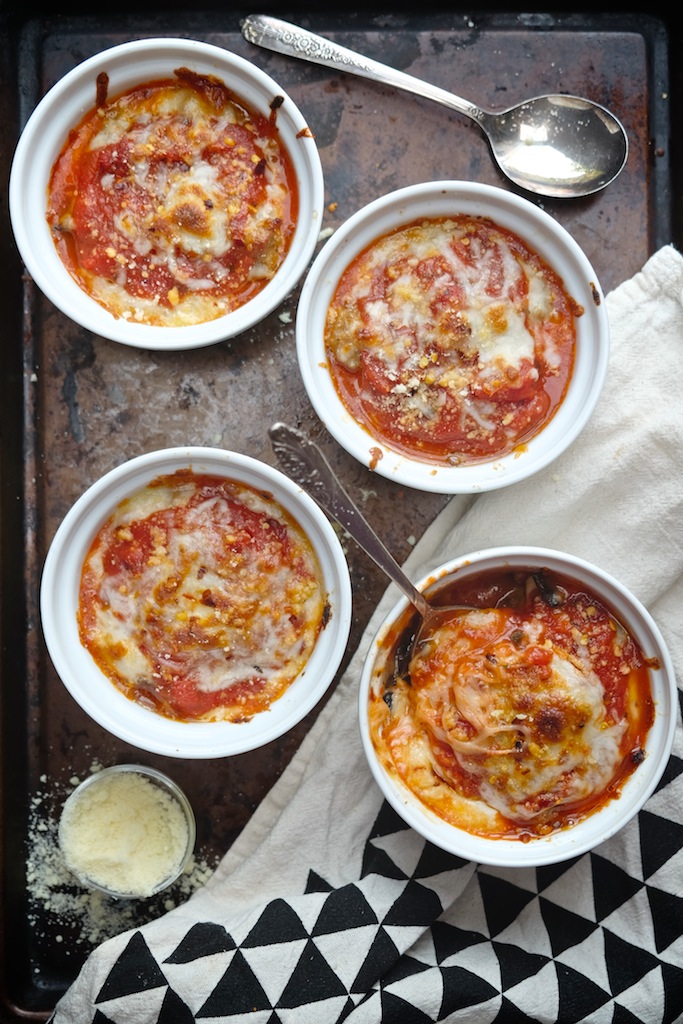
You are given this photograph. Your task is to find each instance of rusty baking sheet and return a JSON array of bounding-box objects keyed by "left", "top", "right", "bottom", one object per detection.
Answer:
[{"left": 0, "top": 6, "right": 673, "bottom": 1020}]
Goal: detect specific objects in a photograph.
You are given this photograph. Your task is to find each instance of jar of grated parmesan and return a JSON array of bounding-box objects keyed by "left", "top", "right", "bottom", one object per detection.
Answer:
[{"left": 58, "top": 765, "right": 196, "bottom": 899}]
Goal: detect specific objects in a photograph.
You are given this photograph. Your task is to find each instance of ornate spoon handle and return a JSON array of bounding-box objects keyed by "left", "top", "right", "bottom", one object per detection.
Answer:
[
  {"left": 241, "top": 14, "right": 480, "bottom": 122},
  {"left": 268, "top": 422, "right": 430, "bottom": 617}
]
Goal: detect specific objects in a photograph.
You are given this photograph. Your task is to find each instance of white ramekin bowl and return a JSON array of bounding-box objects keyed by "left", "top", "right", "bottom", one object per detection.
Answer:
[
  {"left": 41, "top": 447, "right": 352, "bottom": 757},
  {"left": 297, "top": 181, "right": 609, "bottom": 493},
  {"left": 10, "top": 37, "right": 324, "bottom": 350},
  {"left": 359, "top": 546, "right": 676, "bottom": 867}
]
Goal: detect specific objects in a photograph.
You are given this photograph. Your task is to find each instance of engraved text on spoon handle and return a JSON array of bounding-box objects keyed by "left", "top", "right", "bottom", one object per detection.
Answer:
[{"left": 241, "top": 15, "right": 482, "bottom": 123}]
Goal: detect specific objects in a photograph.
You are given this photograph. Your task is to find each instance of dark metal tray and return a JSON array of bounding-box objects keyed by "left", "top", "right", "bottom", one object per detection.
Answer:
[{"left": 0, "top": 6, "right": 675, "bottom": 1019}]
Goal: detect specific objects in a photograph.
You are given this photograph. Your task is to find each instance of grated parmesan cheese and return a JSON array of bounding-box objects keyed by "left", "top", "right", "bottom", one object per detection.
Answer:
[
  {"left": 26, "top": 766, "right": 217, "bottom": 954},
  {"left": 58, "top": 770, "right": 192, "bottom": 898}
]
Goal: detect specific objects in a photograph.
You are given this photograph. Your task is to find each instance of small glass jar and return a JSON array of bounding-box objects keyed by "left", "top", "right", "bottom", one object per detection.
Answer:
[{"left": 58, "top": 764, "right": 196, "bottom": 899}]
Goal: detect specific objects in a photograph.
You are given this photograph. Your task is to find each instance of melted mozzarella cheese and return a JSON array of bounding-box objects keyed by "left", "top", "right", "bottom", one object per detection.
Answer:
[
  {"left": 410, "top": 609, "right": 628, "bottom": 820},
  {"left": 333, "top": 219, "right": 539, "bottom": 381},
  {"left": 96, "top": 92, "right": 274, "bottom": 267},
  {"left": 325, "top": 214, "right": 577, "bottom": 465},
  {"left": 369, "top": 605, "right": 633, "bottom": 836},
  {"left": 78, "top": 474, "right": 327, "bottom": 722},
  {"left": 49, "top": 77, "right": 295, "bottom": 326}
]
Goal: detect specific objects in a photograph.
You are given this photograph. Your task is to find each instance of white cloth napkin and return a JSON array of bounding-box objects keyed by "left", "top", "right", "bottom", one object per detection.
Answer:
[{"left": 51, "top": 245, "right": 683, "bottom": 1024}]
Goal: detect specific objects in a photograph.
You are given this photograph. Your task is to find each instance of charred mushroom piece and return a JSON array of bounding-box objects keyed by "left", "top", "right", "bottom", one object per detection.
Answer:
[
  {"left": 531, "top": 570, "right": 565, "bottom": 607},
  {"left": 393, "top": 621, "right": 417, "bottom": 683}
]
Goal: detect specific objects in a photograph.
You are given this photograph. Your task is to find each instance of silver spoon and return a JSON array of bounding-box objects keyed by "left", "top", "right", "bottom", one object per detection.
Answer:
[
  {"left": 269, "top": 422, "right": 465, "bottom": 656},
  {"left": 241, "top": 14, "right": 628, "bottom": 199}
]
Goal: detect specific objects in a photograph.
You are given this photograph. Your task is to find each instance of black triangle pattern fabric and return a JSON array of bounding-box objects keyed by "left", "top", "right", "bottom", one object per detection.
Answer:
[{"left": 61, "top": 764, "right": 683, "bottom": 1024}]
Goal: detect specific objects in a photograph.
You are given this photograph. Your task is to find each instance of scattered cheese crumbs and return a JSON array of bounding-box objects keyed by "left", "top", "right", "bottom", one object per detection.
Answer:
[
  {"left": 278, "top": 310, "right": 292, "bottom": 324},
  {"left": 26, "top": 768, "right": 218, "bottom": 951},
  {"left": 318, "top": 227, "right": 334, "bottom": 241}
]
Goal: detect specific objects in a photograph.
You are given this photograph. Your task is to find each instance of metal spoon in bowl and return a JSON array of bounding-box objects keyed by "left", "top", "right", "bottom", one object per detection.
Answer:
[
  {"left": 241, "top": 14, "right": 628, "bottom": 200},
  {"left": 269, "top": 422, "right": 465, "bottom": 661}
]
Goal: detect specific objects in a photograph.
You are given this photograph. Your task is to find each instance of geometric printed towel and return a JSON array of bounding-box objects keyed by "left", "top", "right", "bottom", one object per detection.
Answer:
[
  {"left": 57, "top": 788, "right": 683, "bottom": 1023},
  {"left": 49, "top": 247, "right": 683, "bottom": 1024}
]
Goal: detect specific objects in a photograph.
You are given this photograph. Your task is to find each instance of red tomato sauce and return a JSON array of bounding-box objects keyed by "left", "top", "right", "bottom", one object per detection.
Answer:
[
  {"left": 372, "top": 567, "right": 656, "bottom": 838},
  {"left": 416, "top": 567, "right": 655, "bottom": 748},
  {"left": 325, "top": 216, "right": 579, "bottom": 466},
  {"left": 78, "top": 471, "right": 328, "bottom": 723},
  {"left": 47, "top": 69, "right": 299, "bottom": 326}
]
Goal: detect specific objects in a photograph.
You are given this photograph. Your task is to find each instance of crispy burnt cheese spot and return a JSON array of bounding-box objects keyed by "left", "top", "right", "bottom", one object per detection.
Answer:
[
  {"left": 77, "top": 471, "right": 328, "bottom": 723},
  {"left": 369, "top": 598, "right": 652, "bottom": 839}
]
